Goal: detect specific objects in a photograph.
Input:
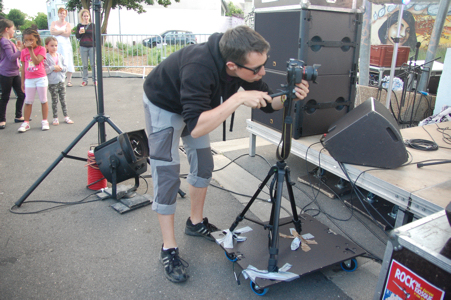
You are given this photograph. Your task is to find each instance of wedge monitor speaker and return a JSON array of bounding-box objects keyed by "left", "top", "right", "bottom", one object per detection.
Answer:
[{"left": 323, "top": 98, "right": 408, "bottom": 169}]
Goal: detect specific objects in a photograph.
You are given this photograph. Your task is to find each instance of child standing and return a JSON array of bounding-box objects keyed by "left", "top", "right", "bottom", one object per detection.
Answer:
[
  {"left": 44, "top": 37, "right": 73, "bottom": 125},
  {"left": 0, "top": 19, "right": 26, "bottom": 129},
  {"left": 18, "top": 28, "right": 49, "bottom": 132}
]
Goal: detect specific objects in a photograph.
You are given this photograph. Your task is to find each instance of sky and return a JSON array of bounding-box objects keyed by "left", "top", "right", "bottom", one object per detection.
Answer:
[{"left": 2, "top": 0, "right": 48, "bottom": 17}]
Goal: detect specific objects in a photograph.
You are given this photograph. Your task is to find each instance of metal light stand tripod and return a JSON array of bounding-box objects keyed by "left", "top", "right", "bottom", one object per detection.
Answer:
[
  {"left": 14, "top": 0, "right": 122, "bottom": 208},
  {"left": 228, "top": 62, "right": 306, "bottom": 273}
]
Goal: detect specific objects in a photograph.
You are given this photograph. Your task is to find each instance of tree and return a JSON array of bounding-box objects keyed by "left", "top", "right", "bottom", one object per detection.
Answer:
[
  {"left": 35, "top": 12, "right": 48, "bottom": 29},
  {"left": 0, "top": 0, "right": 5, "bottom": 18},
  {"left": 21, "top": 20, "right": 36, "bottom": 31},
  {"left": 66, "top": 0, "right": 180, "bottom": 34},
  {"left": 225, "top": 1, "right": 243, "bottom": 18},
  {"left": 7, "top": 8, "right": 26, "bottom": 28}
]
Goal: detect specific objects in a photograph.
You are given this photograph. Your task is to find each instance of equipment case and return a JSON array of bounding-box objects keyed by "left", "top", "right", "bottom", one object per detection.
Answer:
[
  {"left": 251, "top": 2, "right": 362, "bottom": 137},
  {"left": 373, "top": 210, "right": 451, "bottom": 300}
]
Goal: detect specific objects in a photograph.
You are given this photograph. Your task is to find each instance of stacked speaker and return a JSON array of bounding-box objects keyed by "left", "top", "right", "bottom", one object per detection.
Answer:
[{"left": 252, "top": 4, "right": 363, "bottom": 138}]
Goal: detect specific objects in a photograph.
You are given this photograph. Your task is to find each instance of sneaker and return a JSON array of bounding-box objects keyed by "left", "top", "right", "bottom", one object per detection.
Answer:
[
  {"left": 159, "top": 247, "right": 189, "bottom": 283},
  {"left": 64, "top": 117, "right": 74, "bottom": 124},
  {"left": 80, "top": 81, "right": 87, "bottom": 87},
  {"left": 53, "top": 118, "right": 59, "bottom": 126},
  {"left": 93, "top": 81, "right": 97, "bottom": 86},
  {"left": 41, "top": 120, "right": 50, "bottom": 131},
  {"left": 18, "top": 122, "right": 30, "bottom": 133},
  {"left": 185, "top": 217, "right": 219, "bottom": 242}
]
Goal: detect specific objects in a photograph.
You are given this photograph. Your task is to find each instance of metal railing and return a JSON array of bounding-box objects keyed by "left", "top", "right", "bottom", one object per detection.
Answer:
[{"left": 70, "top": 33, "right": 212, "bottom": 78}]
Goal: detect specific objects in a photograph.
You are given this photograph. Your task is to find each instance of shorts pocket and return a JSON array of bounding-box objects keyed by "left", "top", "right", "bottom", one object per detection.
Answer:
[{"left": 149, "top": 127, "right": 174, "bottom": 162}]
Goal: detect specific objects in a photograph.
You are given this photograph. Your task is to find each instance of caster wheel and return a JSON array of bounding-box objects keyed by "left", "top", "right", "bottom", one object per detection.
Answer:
[
  {"left": 225, "top": 251, "right": 237, "bottom": 262},
  {"left": 341, "top": 258, "right": 358, "bottom": 272},
  {"left": 250, "top": 281, "right": 269, "bottom": 296}
]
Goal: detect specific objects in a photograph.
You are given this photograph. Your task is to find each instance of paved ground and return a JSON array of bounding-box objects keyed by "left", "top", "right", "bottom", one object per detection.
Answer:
[{"left": 0, "top": 75, "right": 388, "bottom": 299}]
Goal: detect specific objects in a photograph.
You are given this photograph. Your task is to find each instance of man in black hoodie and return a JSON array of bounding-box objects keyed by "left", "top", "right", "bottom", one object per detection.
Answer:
[{"left": 143, "top": 25, "right": 309, "bottom": 283}]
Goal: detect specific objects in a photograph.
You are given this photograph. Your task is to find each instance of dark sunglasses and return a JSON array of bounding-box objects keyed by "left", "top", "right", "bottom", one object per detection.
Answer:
[{"left": 234, "top": 59, "right": 267, "bottom": 75}]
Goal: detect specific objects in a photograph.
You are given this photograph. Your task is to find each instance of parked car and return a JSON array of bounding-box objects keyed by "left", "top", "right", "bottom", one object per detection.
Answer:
[
  {"left": 142, "top": 30, "right": 197, "bottom": 48},
  {"left": 38, "top": 30, "right": 52, "bottom": 41}
]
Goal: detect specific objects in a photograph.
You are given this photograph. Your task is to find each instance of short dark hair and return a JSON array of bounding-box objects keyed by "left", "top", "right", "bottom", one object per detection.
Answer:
[
  {"left": 22, "top": 27, "right": 42, "bottom": 46},
  {"left": 219, "top": 25, "right": 270, "bottom": 65}
]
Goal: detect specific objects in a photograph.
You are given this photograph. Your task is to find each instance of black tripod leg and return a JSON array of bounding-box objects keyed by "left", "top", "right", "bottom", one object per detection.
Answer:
[
  {"left": 15, "top": 118, "right": 98, "bottom": 207},
  {"left": 285, "top": 168, "right": 302, "bottom": 234},
  {"left": 267, "top": 163, "right": 285, "bottom": 272},
  {"left": 105, "top": 117, "right": 123, "bottom": 135},
  {"left": 229, "top": 166, "right": 277, "bottom": 232}
]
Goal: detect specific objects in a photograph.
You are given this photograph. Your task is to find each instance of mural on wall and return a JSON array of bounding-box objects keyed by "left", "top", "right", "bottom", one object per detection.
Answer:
[{"left": 371, "top": 3, "right": 451, "bottom": 51}]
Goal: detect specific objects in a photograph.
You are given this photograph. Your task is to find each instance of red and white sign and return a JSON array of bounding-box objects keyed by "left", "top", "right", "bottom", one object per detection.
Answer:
[{"left": 383, "top": 259, "right": 445, "bottom": 300}]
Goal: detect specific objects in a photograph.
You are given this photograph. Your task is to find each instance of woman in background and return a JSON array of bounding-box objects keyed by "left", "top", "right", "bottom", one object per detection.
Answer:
[
  {"left": 50, "top": 7, "right": 75, "bottom": 87},
  {"left": 76, "top": 9, "right": 96, "bottom": 87}
]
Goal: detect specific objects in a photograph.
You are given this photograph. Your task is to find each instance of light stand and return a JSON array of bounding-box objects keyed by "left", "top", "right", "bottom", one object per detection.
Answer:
[
  {"left": 13, "top": 0, "right": 149, "bottom": 213},
  {"left": 227, "top": 60, "right": 318, "bottom": 272}
]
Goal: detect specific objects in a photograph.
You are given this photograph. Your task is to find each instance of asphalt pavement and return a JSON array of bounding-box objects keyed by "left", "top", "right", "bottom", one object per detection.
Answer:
[{"left": 0, "top": 74, "right": 387, "bottom": 299}]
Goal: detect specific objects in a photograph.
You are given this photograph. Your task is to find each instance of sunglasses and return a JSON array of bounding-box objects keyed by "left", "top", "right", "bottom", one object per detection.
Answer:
[{"left": 234, "top": 59, "right": 267, "bottom": 75}]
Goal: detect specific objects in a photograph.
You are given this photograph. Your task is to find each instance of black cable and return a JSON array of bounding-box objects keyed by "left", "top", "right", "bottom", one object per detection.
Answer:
[
  {"left": 10, "top": 192, "right": 100, "bottom": 214},
  {"left": 404, "top": 139, "right": 439, "bottom": 151}
]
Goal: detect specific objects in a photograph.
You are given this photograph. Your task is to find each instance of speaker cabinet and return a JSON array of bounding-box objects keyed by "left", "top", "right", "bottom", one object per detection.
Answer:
[
  {"left": 251, "top": 70, "right": 285, "bottom": 132},
  {"left": 323, "top": 98, "right": 408, "bottom": 169},
  {"left": 252, "top": 9, "right": 362, "bottom": 137}
]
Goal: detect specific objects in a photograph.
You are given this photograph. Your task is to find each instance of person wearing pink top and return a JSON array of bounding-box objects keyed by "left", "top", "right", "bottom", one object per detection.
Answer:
[{"left": 18, "top": 28, "right": 49, "bottom": 133}]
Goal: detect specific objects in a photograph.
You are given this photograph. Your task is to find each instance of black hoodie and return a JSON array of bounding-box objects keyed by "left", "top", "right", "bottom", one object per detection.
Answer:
[{"left": 143, "top": 33, "right": 274, "bottom": 134}]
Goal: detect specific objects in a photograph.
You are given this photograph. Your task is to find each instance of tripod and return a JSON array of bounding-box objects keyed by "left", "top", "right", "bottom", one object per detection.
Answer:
[
  {"left": 228, "top": 61, "right": 315, "bottom": 272},
  {"left": 14, "top": 0, "right": 122, "bottom": 208}
]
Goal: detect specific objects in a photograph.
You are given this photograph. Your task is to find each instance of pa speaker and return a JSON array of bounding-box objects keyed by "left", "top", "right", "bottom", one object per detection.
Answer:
[{"left": 323, "top": 98, "right": 408, "bottom": 169}]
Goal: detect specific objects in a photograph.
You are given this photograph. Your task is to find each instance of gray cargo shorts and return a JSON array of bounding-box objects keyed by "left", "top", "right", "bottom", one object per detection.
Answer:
[{"left": 143, "top": 93, "right": 214, "bottom": 215}]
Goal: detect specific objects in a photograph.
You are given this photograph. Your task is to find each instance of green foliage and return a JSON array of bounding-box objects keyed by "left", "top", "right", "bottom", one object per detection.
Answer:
[
  {"left": 225, "top": 2, "right": 243, "bottom": 18},
  {"left": 35, "top": 12, "right": 48, "bottom": 30},
  {"left": 102, "top": 49, "right": 123, "bottom": 70},
  {"left": 147, "top": 45, "right": 185, "bottom": 64},
  {"left": 7, "top": 8, "right": 26, "bottom": 28},
  {"left": 20, "top": 20, "right": 36, "bottom": 31},
  {"left": 127, "top": 44, "right": 148, "bottom": 56},
  {"left": 116, "top": 41, "right": 128, "bottom": 51},
  {"left": 104, "top": 41, "right": 113, "bottom": 48}
]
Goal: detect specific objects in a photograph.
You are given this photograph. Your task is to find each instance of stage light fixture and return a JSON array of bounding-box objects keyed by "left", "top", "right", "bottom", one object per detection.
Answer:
[{"left": 94, "top": 129, "right": 152, "bottom": 213}]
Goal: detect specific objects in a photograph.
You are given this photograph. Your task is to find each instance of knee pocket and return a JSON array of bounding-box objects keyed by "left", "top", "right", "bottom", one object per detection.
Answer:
[{"left": 148, "top": 127, "right": 174, "bottom": 162}]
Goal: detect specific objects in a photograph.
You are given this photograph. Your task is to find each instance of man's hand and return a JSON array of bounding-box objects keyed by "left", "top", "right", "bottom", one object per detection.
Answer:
[
  {"left": 293, "top": 79, "right": 309, "bottom": 100},
  {"left": 234, "top": 90, "right": 273, "bottom": 109}
]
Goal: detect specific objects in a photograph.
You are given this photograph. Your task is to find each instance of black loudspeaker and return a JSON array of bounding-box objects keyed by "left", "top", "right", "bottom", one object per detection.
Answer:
[
  {"left": 323, "top": 98, "right": 408, "bottom": 169},
  {"left": 252, "top": 9, "right": 362, "bottom": 137},
  {"left": 251, "top": 70, "right": 285, "bottom": 132}
]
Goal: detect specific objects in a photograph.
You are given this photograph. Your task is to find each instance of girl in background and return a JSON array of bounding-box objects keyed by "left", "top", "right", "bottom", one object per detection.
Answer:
[
  {"left": 44, "top": 36, "right": 74, "bottom": 126},
  {"left": 18, "top": 28, "right": 49, "bottom": 133},
  {"left": 50, "top": 7, "right": 75, "bottom": 87},
  {"left": 76, "top": 9, "right": 96, "bottom": 87},
  {"left": 0, "top": 19, "right": 26, "bottom": 129}
]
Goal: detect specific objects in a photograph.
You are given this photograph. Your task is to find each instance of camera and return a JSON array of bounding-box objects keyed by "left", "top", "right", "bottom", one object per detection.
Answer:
[{"left": 286, "top": 59, "right": 320, "bottom": 84}]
